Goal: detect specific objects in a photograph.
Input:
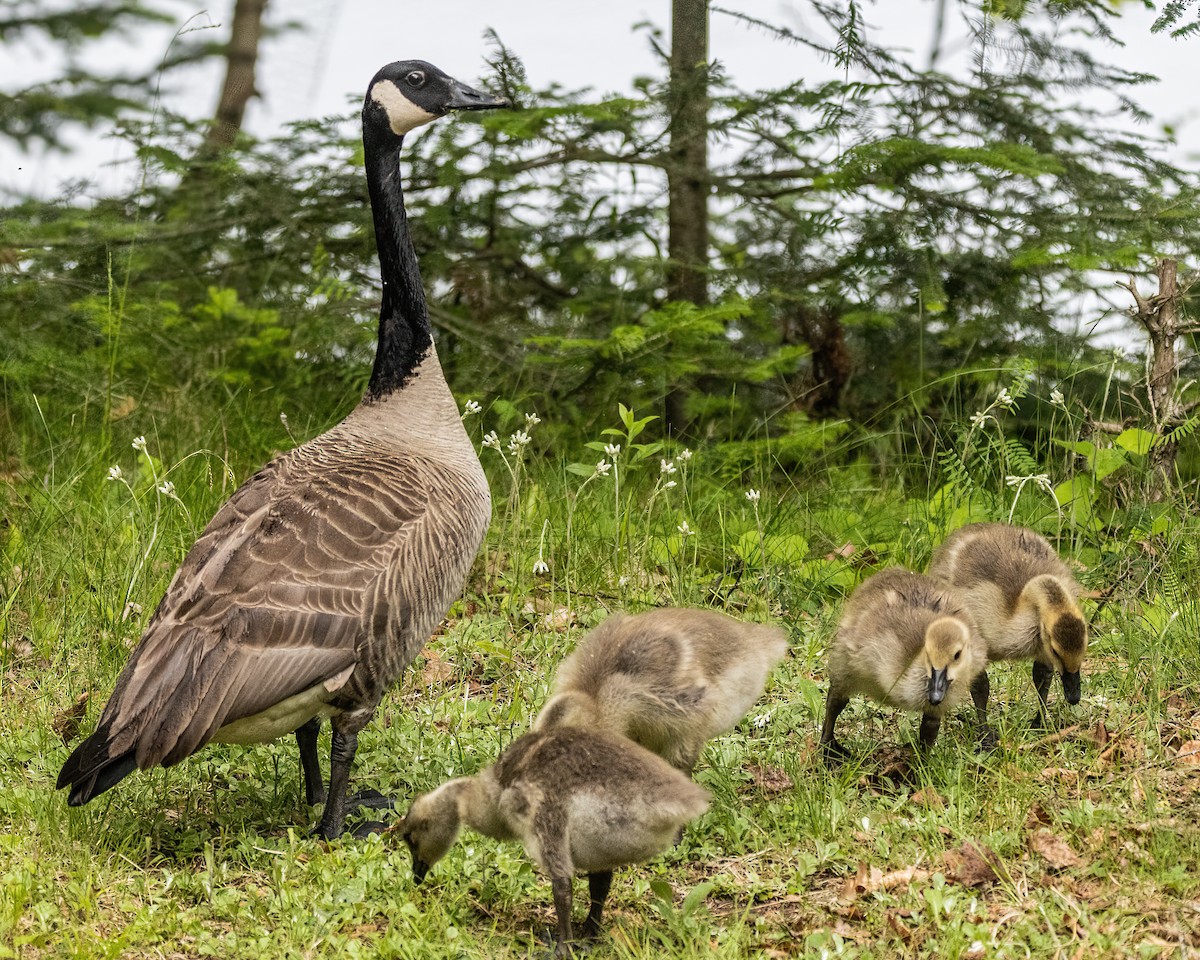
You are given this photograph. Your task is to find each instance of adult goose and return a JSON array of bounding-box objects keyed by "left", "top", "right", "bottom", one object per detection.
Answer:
[
  {"left": 927, "top": 522, "right": 1089, "bottom": 731},
  {"left": 56, "top": 60, "right": 508, "bottom": 838}
]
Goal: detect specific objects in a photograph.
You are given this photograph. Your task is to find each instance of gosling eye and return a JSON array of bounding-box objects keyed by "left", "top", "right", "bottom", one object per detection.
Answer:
[
  {"left": 953, "top": 650, "right": 962, "bottom": 661},
  {"left": 406, "top": 70, "right": 427, "bottom": 88}
]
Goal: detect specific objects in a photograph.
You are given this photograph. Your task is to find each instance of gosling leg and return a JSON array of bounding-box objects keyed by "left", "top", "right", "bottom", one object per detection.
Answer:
[
  {"left": 970, "top": 671, "right": 999, "bottom": 751},
  {"left": 579, "top": 871, "right": 613, "bottom": 941},
  {"left": 295, "top": 718, "right": 325, "bottom": 806},
  {"left": 820, "top": 692, "right": 850, "bottom": 763},
  {"left": 1031, "top": 661, "right": 1054, "bottom": 730},
  {"left": 918, "top": 712, "right": 941, "bottom": 748},
  {"left": 551, "top": 875, "right": 575, "bottom": 957}
]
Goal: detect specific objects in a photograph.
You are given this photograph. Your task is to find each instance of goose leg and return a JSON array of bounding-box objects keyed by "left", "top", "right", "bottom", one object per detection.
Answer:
[
  {"left": 1031, "top": 661, "right": 1053, "bottom": 730},
  {"left": 579, "top": 871, "right": 613, "bottom": 941},
  {"left": 295, "top": 718, "right": 326, "bottom": 806},
  {"left": 918, "top": 712, "right": 941, "bottom": 748},
  {"left": 970, "top": 671, "right": 999, "bottom": 751},
  {"left": 820, "top": 693, "right": 850, "bottom": 763},
  {"left": 550, "top": 875, "right": 575, "bottom": 957},
  {"left": 315, "top": 726, "right": 359, "bottom": 839}
]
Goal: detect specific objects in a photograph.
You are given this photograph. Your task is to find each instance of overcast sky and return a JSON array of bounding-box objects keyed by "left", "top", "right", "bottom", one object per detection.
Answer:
[{"left": 4, "top": 0, "right": 1199, "bottom": 198}]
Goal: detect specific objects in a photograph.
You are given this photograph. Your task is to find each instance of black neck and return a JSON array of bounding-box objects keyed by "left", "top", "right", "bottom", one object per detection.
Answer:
[{"left": 363, "top": 128, "right": 433, "bottom": 400}]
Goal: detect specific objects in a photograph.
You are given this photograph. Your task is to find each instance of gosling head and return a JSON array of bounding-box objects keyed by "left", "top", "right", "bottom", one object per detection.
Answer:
[
  {"left": 923, "top": 617, "right": 976, "bottom": 706},
  {"left": 395, "top": 780, "right": 467, "bottom": 884},
  {"left": 364, "top": 59, "right": 510, "bottom": 140},
  {"left": 1026, "top": 574, "right": 1088, "bottom": 704}
]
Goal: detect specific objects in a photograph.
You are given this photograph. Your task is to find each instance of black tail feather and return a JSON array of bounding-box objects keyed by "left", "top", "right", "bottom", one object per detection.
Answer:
[{"left": 58, "top": 731, "right": 138, "bottom": 806}]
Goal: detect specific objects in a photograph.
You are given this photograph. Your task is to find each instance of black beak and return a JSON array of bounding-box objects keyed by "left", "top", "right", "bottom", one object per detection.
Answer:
[
  {"left": 412, "top": 859, "right": 429, "bottom": 884},
  {"left": 1061, "top": 669, "right": 1082, "bottom": 705},
  {"left": 928, "top": 668, "right": 949, "bottom": 706},
  {"left": 445, "top": 79, "right": 510, "bottom": 112}
]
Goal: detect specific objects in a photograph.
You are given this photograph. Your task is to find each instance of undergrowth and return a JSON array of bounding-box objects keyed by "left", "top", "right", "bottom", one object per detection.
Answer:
[{"left": 2, "top": 377, "right": 1200, "bottom": 959}]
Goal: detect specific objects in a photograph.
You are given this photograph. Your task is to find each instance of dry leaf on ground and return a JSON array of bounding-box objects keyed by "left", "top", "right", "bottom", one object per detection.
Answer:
[
  {"left": 747, "top": 764, "right": 793, "bottom": 794},
  {"left": 840, "top": 861, "right": 931, "bottom": 901},
  {"left": 943, "top": 841, "right": 1001, "bottom": 887},
  {"left": 911, "top": 786, "right": 945, "bottom": 809},
  {"left": 1029, "top": 828, "right": 1083, "bottom": 869},
  {"left": 51, "top": 692, "right": 89, "bottom": 745},
  {"left": 420, "top": 649, "right": 454, "bottom": 686},
  {"left": 1025, "top": 802, "right": 1053, "bottom": 830},
  {"left": 1176, "top": 740, "right": 1200, "bottom": 770}
]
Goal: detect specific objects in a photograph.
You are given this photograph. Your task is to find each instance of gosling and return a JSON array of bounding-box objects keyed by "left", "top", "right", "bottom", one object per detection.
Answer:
[
  {"left": 927, "top": 522, "right": 1088, "bottom": 731},
  {"left": 396, "top": 726, "right": 710, "bottom": 956},
  {"left": 821, "top": 567, "right": 988, "bottom": 761},
  {"left": 533, "top": 608, "right": 788, "bottom": 773}
]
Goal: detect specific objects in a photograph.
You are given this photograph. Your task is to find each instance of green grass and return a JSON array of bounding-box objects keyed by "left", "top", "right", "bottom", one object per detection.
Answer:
[{"left": 3, "top": 404, "right": 1200, "bottom": 959}]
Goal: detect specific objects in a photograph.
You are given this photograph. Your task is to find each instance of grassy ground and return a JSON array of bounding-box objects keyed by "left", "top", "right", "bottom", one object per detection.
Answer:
[{"left": 3, "top": 407, "right": 1200, "bottom": 959}]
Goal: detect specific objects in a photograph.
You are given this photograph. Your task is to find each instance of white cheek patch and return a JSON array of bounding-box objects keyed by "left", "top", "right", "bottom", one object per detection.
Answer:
[{"left": 370, "top": 79, "right": 439, "bottom": 135}]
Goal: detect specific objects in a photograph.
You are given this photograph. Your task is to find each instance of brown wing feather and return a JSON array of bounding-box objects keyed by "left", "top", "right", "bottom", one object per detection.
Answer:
[{"left": 87, "top": 440, "right": 448, "bottom": 771}]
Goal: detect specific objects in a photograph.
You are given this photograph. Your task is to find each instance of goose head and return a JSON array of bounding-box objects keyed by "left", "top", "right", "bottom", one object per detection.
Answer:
[
  {"left": 922, "top": 616, "right": 976, "bottom": 706},
  {"left": 364, "top": 59, "right": 510, "bottom": 140},
  {"left": 396, "top": 779, "right": 468, "bottom": 883},
  {"left": 1024, "top": 574, "right": 1088, "bottom": 704}
]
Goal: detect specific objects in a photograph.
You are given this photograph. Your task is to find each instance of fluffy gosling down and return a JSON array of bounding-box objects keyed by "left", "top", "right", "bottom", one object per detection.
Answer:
[
  {"left": 927, "top": 522, "right": 1089, "bottom": 730},
  {"left": 821, "top": 567, "right": 988, "bottom": 760},
  {"left": 396, "top": 726, "right": 710, "bottom": 956},
  {"left": 533, "top": 608, "right": 788, "bottom": 772}
]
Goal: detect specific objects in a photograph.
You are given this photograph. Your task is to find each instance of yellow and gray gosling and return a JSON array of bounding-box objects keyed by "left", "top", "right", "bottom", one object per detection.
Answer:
[
  {"left": 927, "top": 522, "right": 1088, "bottom": 731},
  {"left": 396, "top": 726, "right": 710, "bottom": 957},
  {"left": 534, "top": 608, "right": 788, "bottom": 773},
  {"left": 821, "top": 567, "right": 988, "bottom": 760}
]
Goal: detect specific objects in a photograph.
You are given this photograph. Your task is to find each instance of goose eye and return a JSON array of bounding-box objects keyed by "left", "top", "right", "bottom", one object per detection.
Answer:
[
  {"left": 406, "top": 70, "right": 427, "bottom": 88},
  {"left": 953, "top": 650, "right": 962, "bottom": 661}
]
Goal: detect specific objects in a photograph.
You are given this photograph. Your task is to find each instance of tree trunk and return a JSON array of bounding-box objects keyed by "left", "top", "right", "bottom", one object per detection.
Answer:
[
  {"left": 1121, "top": 258, "right": 1187, "bottom": 501},
  {"left": 784, "top": 305, "right": 852, "bottom": 415},
  {"left": 665, "top": 0, "right": 709, "bottom": 434},
  {"left": 205, "top": 0, "right": 268, "bottom": 151}
]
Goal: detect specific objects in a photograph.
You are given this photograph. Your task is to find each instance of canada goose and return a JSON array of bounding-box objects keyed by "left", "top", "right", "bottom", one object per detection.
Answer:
[
  {"left": 55, "top": 61, "right": 509, "bottom": 838},
  {"left": 396, "top": 726, "right": 710, "bottom": 956},
  {"left": 927, "top": 522, "right": 1088, "bottom": 730},
  {"left": 820, "top": 567, "right": 988, "bottom": 760},
  {"left": 533, "top": 608, "right": 787, "bottom": 773}
]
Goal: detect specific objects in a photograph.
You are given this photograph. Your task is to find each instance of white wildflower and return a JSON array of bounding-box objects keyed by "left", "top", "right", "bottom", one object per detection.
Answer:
[
  {"left": 745, "top": 488, "right": 761, "bottom": 504},
  {"left": 677, "top": 448, "right": 693, "bottom": 463},
  {"left": 508, "top": 430, "right": 531, "bottom": 453},
  {"left": 157, "top": 480, "right": 176, "bottom": 497},
  {"left": 131, "top": 435, "right": 147, "bottom": 452},
  {"left": 462, "top": 400, "right": 482, "bottom": 416},
  {"left": 107, "top": 465, "right": 123, "bottom": 481},
  {"left": 660, "top": 459, "right": 677, "bottom": 475},
  {"left": 996, "top": 388, "right": 1014, "bottom": 409},
  {"left": 481, "top": 430, "right": 500, "bottom": 450},
  {"left": 533, "top": 559, "right": 549, "bottom": 575},
  {"left": 751, "top": 711, "right": 771, "bottom": 729},
  {"left": 604, "top": 442, "right": 621, "bottom": 458},
  {"left": 969, "top": 411, "right": 992, "bottom": 429},
  {"left": 1050, "top": 389, "right": 1065, "bottom": 408},
  {"left": 662, "top": 479, "right": 677, "bottom": 490},
  {"left": 593, "top": 460, "right": 612, "bottom": 478},
  {"left": 1005, "top": 475, "right": 1023, "bottom": 488},
  {"left": 1032, "top": 474, "right": 1053, "bottom": 493},
  {"left": 279, "top": 411, "right": 289, "bottom": 426},
  {"left": 677, "top": 520, "right": 695, "bottom": 537},
  {"left": 524, "top": 411, "right": 541, "bottom": 427}
]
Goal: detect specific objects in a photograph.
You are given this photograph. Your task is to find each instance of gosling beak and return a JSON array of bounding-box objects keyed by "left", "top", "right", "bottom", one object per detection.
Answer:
[
  {"left": 412, "top": 858, "right": 429, "bottom": 884},
  {"left": 1061, "top": 669, "right": 1082, "bottom": 705},
  {"left": 927, "top": 667, "right": 949, "bottom": 706},
  {"left": 445, "top": 79, "right": 511, "bottom": 112}
]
